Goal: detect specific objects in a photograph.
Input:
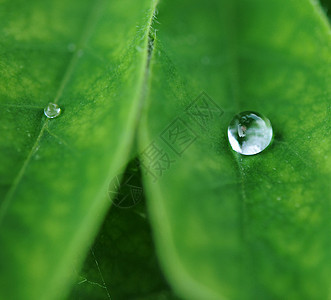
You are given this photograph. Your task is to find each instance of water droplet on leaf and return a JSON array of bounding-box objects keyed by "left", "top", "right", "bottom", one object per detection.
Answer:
[
  {"left": 228, "top": 111, "right": 273, "bottom": 155},
  {"left": 44, "top": 103, "right": 61, "bottom": 119}
]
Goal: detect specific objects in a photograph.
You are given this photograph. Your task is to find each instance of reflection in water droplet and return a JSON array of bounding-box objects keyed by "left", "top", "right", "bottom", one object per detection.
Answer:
[
  {"left": 228, "top": 111, "right": 273, "bottom": 155},
  {"left": 44, "top": 103, "right": 61, "bottom": 119}
]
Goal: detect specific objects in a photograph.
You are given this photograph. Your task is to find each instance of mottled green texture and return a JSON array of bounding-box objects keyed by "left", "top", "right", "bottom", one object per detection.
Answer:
[
  {"left": 1, "top": 0, "right": 330, "bottom": 299},
  {"left": 139, "top": 0, "right": 331, "bottom": 299},
  {"left": 0, "top": 0, "right": 158, "bottom": 299}
]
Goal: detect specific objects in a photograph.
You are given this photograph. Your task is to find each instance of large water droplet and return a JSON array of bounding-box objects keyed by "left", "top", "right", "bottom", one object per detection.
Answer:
[
  {"left": 228, "top": 111, "right": 273, "bottom": 155},
  {"left": 44, "top": 103, "right": 61, "bottom": 119}
]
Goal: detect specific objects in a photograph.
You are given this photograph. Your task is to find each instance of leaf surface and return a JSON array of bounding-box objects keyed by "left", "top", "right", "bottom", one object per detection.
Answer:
[
  {"left": 0, "top": 0, "right": 158, "bottom": 299},
  {"left": 139, "top": 0, "right": 331, "bottom": 299}
]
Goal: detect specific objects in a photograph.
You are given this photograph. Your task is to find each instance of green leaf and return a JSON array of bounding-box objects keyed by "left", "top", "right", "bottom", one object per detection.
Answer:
[
  {"left": 68, "top": 160, "right": 177, "bottom": 299},
  {"left": 139, "top": 0, "right": 331, "bottom": 299},
  {"left": 69, "top": 198, "right": 178, "bottom": 300},
  {"left": 320, "top": 0, "right": 331, "bottom": 19},
  {"left": 0, "top": 0, "right": 158, "bottom": 299}
]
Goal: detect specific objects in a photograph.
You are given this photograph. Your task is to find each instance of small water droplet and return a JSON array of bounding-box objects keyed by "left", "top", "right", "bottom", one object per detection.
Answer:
[
  {"left": 44, "top": 103, "right": 61, "bottom": 119},
  {"left": 228, "top": 111, "right": 273, "bottom": 155}
]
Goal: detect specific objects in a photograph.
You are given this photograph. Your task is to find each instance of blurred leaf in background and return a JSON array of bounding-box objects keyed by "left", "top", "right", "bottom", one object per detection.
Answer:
[
  {"left": 320, "top": 0, "right": 331, "bottom": 18},
  {"left": 70, "top": 161, "right": 179, "bottom": 299},
  {"left": 69, "top": 200, "right": 179, "bottom": 300}
]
